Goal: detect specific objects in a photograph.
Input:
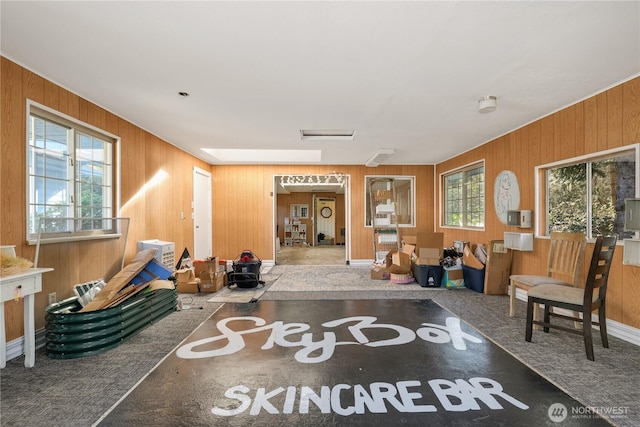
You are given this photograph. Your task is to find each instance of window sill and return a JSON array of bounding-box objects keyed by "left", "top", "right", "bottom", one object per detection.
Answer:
[
  {"left": 439, "top": 225, "right": 486, "bottom": 232},
  {"left": 27, "top": 233, "right": 122, "bottom": 246}
]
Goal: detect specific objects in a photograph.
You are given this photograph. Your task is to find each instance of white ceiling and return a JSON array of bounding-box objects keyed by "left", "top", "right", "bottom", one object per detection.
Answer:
[{"left": 2, "top": 1, "right": 639, "bottom": 166}]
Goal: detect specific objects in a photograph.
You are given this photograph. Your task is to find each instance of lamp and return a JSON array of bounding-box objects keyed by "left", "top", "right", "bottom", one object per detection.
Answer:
[
  {"left": 478, "top": 96, "right": 497, "bottom": 113},
  {"left": 365, "top": 148, "right": 395, "bottom": 167}
]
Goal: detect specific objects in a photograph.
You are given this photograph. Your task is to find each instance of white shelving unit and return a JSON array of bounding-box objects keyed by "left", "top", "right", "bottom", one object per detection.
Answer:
[
  {"left": 504, "top": 232, "right": 534, "bottom": 252},
  {"left": 284, "top": 223, "right": 307, "bottom": 246},
  {"left": 369, "top": 178, "right": 401, "bottom": 261}
]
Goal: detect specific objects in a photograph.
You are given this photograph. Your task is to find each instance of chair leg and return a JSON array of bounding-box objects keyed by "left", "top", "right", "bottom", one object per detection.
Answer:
[
  {"left": 583, "top": 310, "right": 594, "bottom": 361},
  {"left": 509, "top": 281, "right": 516, "bottom": 317},
  {"left": 543, "top": 305, "right": 550, "bottom": 333},
  {"left": 599, "top": 305, "right": 609, "bottom": 349},
  {"left": 525, "top": 298, "right": 534, "bottom": 342},
  {"left": 532, "top": 302, "right": 541, "bottom": 330}
]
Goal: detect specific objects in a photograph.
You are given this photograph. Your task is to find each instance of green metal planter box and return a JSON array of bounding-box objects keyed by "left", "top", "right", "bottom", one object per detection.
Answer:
[{"left": 45, "top": 287, "right": 177, "bottom": 359}]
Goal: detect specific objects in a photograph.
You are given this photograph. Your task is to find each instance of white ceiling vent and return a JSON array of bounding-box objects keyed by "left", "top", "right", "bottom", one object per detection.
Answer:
[
  {"left": 365, "top": 148, "right": 395, "bottom": 167},
  {"left": 300, "top": 129, "right": 356, "bottom": 141}
]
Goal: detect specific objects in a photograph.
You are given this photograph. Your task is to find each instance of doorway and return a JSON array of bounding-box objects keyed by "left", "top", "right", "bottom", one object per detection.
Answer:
[
  {"left": 193, "top": 167, "right": 212, "bottom": 260},
  {"left": 314, "top": 197, "right": 336, "bottom": 246},
  {"left": 273, "top": 173, "right": 350, "bottom": 265}
]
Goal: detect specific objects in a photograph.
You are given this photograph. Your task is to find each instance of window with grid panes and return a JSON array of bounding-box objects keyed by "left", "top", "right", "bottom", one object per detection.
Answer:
[
  {"left": 442, "top": 162, "right": 485, "bottom": 228},
  {"left": 27, "top": 102, "right": 117, "bottom": 241},
  {"left": 541, "top": 147, "right": 637, "bottom": 239}
]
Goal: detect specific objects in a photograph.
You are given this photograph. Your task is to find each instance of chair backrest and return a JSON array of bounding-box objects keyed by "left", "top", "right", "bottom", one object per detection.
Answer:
[
  {"left": 583, "top": 235, "right": 617, "bottom": 307},
  {"left": 546, "top": 231, "right": 587, "bottom": 286}
]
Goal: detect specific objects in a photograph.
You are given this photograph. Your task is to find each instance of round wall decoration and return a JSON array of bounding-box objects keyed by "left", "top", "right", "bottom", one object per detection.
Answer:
[
  {"left": 494, "top": 170, "right": 520, "bottom": 224},
  {"left": 321, "top": 207, "right": 333, "bottom": 218}
]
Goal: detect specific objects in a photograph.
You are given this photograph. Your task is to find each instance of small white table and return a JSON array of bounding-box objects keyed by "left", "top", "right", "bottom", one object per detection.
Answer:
[{"left": 0, "top": 268, "right": 53, "bottom": 368}]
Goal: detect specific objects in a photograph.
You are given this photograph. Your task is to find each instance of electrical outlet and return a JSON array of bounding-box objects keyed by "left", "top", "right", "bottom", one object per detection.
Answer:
[{"left": 48, "top": 292, "right": 57, "bottom": 305}]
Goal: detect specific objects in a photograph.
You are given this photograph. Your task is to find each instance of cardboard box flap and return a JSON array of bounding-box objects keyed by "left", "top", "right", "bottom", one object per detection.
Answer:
[
  {"left": 418, "top": 248, "right": 440, "bottom": 258},
  {"left": 385, "top": 249, "right": 412, "bottom": 274},
  {"left": 402, "top": 243, "right": 415, "bottom": 255},
  {"left": 463, "top": 245, "right": 485, "bottom": 269},
  {"left": 416, "top": 232, "right": 444, "bottom": 257},
  {"left": 403, "top": 236, "right": 417, "bottom": 245}
]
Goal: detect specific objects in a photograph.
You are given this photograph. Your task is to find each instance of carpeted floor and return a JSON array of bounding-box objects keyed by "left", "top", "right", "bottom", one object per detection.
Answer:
[{"left": 1, "top": 265, "right": 638, "bottom": 426}]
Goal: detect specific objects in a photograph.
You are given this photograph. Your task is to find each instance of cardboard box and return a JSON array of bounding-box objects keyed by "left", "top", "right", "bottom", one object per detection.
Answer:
[
  {"left": 414, "top": 232, "right": 444, "bottom": 265},
  {"left": 484, "top": 240, "right": 512, "bottom": 295},
  {"left": 402, "top": 243, "right": 416, "bottom": 255},
  {"left": 462, "top": 245, "right": 485, "bottom": 270},
  {"left": 175, "top": 268, "right": 199, "bottom": 293},
  {"left": 371, "top": 263, "right": 390, "bottom": 280},
  {"left": 442, "top": 267, "right": 464, "bottom": 289},
  {"left": 403, "top": 236, "right": 417, "bottom": 246},
  {"left": 200, "top": 270, "right": 226, "bottom": 292},
  {"left": 385, "top": 245, "right": 413, "bottom": 274},
  {"left": 175, "top": 268, "right": 195, "bottom": 283},
  {"left": 193, "top": 257, "right": 219, "bottom": 279}
]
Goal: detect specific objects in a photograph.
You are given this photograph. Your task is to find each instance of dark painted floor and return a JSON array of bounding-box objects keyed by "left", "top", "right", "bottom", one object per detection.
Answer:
[{"left": 98, "top": 299, "right": 609, "bottom": 426}]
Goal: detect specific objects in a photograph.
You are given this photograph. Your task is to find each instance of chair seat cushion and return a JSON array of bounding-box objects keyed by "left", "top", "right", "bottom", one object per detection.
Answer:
[
  {"left": 510, "top": 275, "right": 572, "bottom": 287},
  {"left": 527, "top": 284, "right": 598, "bottom": 305}
]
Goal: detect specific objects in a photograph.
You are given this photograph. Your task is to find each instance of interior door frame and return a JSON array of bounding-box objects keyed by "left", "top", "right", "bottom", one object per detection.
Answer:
[
  {"left": 193, "top": 166, "right": 212, "bottom": 260},
  {"left": 272, "top": 174, "right": 351, "bottom": 264},
  {"left": 314, "top": 196, "right": 336, "bottom": 245}
]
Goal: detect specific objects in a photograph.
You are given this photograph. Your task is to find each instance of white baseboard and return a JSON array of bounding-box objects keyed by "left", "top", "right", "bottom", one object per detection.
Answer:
[
  {"left": 349, "top": 259, "right": 374, "bottom": 266},
  {"left": 261, "top": 260, "right": 275, "bottom": 269},
  {"left": 514, "top": 288, "right": 640, "bottom": 346},
  {"left": 5, "top": 329, "right": 47, "bottom": 363}
]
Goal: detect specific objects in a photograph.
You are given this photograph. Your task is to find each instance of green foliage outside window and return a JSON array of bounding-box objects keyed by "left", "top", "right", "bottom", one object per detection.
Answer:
[{"left": 547, "top": 152, "right": 635, "bottom": 239}]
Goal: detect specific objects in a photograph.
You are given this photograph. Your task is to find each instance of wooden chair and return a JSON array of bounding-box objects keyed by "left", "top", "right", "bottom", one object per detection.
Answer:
[
  {"left": 509, "top": 232, "right": 586, "bottom": 320},
  {"left": 525, "top": 236, "right": 617, "bottom": 361}
]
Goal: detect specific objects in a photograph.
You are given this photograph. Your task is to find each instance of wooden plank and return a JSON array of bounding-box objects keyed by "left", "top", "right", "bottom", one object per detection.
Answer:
[{"left": 80, "top": 249, "right": 157, "bottom": 312}]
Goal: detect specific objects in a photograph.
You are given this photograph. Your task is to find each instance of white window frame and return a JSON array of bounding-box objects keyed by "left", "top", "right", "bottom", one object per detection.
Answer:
[
  {"left": 534, "top": 144, "right": 640, "bottom": 240},
  {"left": 25, "top": 100, "right": 121, "bottom": 244},
  {"left": 364, "top": 176, "right": 416, "bottom": 228},
  {"left": 290, "top": 203, "right": 309, "bottom": 219},
  {"left": 440, "top": 160, "right": 485, "bottom": 230}
]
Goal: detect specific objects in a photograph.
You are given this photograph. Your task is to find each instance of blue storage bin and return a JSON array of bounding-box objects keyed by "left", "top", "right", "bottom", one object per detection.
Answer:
[{"left": 462, "top": 264, "right": 485, "bottom": 293}]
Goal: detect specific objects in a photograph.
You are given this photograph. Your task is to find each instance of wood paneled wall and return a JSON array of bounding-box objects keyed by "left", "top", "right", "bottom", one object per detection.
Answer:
[
  {"left": 210, "top": 165, "right": 435, "bottom": 262},
  {"left": 1, "top": 57, "right": 210, "bottom": 340},
  {"left": 3, "top": 53, "right": 638, "bottom": 342},
  {"left": 435, "top": 77, "right": 640, "bottom": 328}
]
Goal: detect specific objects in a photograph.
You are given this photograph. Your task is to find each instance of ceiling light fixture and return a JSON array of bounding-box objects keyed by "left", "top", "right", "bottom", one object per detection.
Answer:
[
  {"left": 478, "top": 95, "right": 497, "bottom": 113},
  {"left": 300, "top": 129, "right": 356, "bottom": 141},
  {"left": 365, "top": 148, "right": 395, "bottom": 167}
]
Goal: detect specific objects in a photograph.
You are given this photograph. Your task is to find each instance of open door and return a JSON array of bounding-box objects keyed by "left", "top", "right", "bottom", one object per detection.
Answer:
[{"left": 314, "top": 197, "right": 336, "bottom": 245}]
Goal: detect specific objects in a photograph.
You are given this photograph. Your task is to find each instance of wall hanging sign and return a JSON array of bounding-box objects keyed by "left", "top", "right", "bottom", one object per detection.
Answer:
[{"left": 494, "top": 170, "right": 520, "bottom": 224}]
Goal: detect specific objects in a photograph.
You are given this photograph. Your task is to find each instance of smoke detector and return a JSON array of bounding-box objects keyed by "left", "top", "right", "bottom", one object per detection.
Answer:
[{"left": 478, "top": 96, "right": 497, "bottom": 113}]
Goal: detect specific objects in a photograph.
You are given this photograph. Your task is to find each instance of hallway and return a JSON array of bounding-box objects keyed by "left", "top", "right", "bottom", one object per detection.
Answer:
[{"left": 276, "top": 245, "right": 346, "bottom": 265}]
